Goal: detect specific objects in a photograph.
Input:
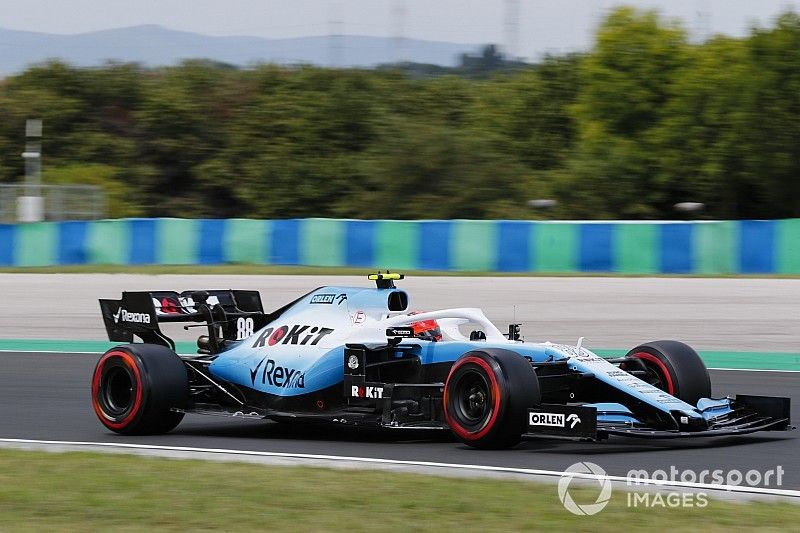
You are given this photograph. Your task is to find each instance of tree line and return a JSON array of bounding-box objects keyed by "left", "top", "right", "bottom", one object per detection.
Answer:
[{"left": 0, "top": 6, "right": 799, "bottom": 220}]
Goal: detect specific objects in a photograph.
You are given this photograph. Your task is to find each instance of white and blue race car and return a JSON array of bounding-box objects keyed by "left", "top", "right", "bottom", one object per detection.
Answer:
[{"left": 93, "top": 273, "right": 792, "bottom": 449}]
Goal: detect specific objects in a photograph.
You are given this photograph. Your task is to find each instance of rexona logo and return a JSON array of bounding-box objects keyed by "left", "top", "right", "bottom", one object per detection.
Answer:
[
  {"left": 351, "top": 385, "right": 384, "bottom": 399},
  {"left": 251, "top": 325, "right": 335, "bottom": 348},
  {"left": 249, "top": 357, "right": 305, "bottom": 388},
  {"left": 529, "top": 412, "right": 582, "bottom": 429},
  {"left": 113, "top": 307, "right": 151, "bottom": 324}
]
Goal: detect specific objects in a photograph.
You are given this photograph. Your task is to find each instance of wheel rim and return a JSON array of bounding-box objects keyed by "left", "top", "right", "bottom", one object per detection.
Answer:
[
  {"left": 102, "top": 365, "right": 134, "bottom": 416},
  {"left": 92, "top": 351, "right": 144, "bottom": 429},
  {"left": 631, "top": 352, "right": 675, "bottom": 395},
  {"left": 452, "top": 369, "right": 493, "bottom": 430},
  {"left": 642, "top": 366, "right": 665, "bottom": 388}
]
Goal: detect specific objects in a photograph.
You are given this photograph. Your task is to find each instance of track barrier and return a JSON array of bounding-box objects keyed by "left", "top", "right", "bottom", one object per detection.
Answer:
[{"left": 0, "top": 218, "right": 797, "bottom": 273}]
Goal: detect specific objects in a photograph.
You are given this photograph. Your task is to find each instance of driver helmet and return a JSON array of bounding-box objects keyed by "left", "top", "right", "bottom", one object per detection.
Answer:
[{"left": 409, "top": 311, "right": 442, "bottom": 342}]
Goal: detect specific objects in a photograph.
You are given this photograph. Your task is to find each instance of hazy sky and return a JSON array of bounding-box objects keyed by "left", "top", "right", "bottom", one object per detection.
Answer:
[{"left": 1, "top": 0, "right": 797, "bottom": 59}]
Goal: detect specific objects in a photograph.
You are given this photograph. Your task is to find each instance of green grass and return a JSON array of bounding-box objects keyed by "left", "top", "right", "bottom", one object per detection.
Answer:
[
  {"left": 0, "top": 264, "right": 798, "bottom": 277},
  {"left": 0, "top": 449, "right": 797, "bottom": 531}
]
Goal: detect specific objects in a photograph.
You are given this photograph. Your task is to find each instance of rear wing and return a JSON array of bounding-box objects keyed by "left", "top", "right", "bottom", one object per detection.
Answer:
[{"left": 99, "top": 290, "right": 268, "bottom": 353}]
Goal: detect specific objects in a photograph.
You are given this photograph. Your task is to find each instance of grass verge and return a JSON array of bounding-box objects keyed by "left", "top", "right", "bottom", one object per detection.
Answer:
[
  {"left": 0, "top": 449, "right": 797, "bottom": 531},
  {"left": 0, "top": 264, "right": 798, "bottom": 277}
]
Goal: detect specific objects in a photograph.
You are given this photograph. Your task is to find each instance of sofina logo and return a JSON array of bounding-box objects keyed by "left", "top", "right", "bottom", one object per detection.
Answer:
[{"left": 558, "top": 462, "right": 613, "bottom": 516}]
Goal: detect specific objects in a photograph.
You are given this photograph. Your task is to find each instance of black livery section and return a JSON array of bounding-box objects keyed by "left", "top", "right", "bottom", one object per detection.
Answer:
[
  {"left": 100, "top": 289, "right": 270, "bottom": 351},
  {"left": 527, "top": 404, "right": 598, "bottom": 439},
  {"left": 342, "top": 344, "right": 448, "bottom": 428}
]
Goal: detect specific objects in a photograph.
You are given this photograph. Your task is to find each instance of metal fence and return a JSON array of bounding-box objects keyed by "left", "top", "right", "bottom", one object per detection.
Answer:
[{"left": 0, "top": 184, "right": 106, "bottom": 222}]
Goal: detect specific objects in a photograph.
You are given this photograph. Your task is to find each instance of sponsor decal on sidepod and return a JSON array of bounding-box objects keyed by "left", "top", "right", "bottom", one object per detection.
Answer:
[
  {"left": 249, "top": 358, "right": 305, "bottom": 388},
  {"left": 251, "top": 325, "right": 334, "bottom": 348},
  {"left": 351, "top": 385, "right": 384, "bottom": 399}
]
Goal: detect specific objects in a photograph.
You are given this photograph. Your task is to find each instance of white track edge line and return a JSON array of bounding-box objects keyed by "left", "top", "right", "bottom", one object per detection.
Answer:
[{"left": 1, "top": 438, "right": 798, "bottom": 498}]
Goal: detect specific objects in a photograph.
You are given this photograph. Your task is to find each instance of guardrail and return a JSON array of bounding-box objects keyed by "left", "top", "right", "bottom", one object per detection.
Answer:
[{"left": 0, "top": 218, "right": 797, "bottom": 273}]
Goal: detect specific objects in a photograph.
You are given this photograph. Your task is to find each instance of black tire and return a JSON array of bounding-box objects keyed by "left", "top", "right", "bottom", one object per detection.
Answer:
[
  {"left": 91, "top": 344, "right": 188, "bottom": 435},
  {"left": 625, "top": 340, "right": 711, "bottom": 405},
  {"left": 443, "top": 349, "right": 541, "bottom": 449}
]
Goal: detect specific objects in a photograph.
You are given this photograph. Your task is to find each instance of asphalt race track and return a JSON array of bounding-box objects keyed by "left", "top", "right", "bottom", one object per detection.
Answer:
[
  {"left": 1, "top": 274, "right": 798, "bottom": 351},
  {"left": 1, "top": 351, "right": 797, "bottom": 489}
]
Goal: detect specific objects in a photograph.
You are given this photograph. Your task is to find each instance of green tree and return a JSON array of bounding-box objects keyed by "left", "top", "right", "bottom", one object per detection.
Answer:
[
  {"left": 2, "top": 10, "right": 799, "bottom": 221},
  {"left": 652, "top": 37, "right": 756, "bottom": 218},
  {"left": 569, "top": 7, "right": 689, "bottom": 218},
  {"left": 353, "top": 119, "right": 527, "bottom": 219},
  {"left": 742, "top": 12, "right": 800, "bottom": 217}
]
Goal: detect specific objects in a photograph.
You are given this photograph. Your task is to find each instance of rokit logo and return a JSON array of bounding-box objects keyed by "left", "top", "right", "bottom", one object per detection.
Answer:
[
  {"left": 113, "top": 307, "right": 151, "bottom": 324},
  {"left": 351, "top": 385, "right": 384, "bottom": 399},
  {"left": 249, "top": 357, "right": 305, "bottom": 388},
  {"left": 251, "top": 325, "right": 334, "bottom": 348},
  {"left": 529, "top": 412, "right": 582, "bottom": 429}
]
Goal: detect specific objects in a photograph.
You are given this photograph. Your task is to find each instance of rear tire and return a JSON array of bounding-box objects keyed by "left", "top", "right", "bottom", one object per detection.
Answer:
[
  {"left": 91, "top": 344, "right": 188, "bottom": 435},
  {"left": 444, "top": 349, "right": 540, "bottom": 449},
  {"left": 626, "top": 340, "right": 711, "bottom": 405}
]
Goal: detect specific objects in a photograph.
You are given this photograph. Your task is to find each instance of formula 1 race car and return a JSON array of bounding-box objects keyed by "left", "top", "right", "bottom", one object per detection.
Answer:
[{"left": 92, "top": 273, "right": 792, "bottom": 449}]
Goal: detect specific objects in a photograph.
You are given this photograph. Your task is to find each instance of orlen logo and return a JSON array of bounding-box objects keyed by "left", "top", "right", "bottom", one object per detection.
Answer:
[
  {"left": 529, "top": 412, "right": 582, "bottom": 429},
  {"left": 351, "top": 385, "right": 384, "bottom": 399},
  {"left": 310, "top": 294, "right": 336, "bottom": 304},
  {"left": 529, "top": 412, "right": 565, "bottom": 427},
  {"left": 113, "top": 307, "right": 151, "bottom": 324}
]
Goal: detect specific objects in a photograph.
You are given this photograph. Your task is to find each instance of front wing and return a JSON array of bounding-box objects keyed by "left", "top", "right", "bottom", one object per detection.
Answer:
[{"left": 525, "top": 395, "right": 792, "bottom": 440}]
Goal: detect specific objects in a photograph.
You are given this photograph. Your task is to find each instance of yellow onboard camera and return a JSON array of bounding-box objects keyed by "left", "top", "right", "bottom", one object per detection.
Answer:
[{"left": 368, "top": 271, "right": 404, "bottom": 288}]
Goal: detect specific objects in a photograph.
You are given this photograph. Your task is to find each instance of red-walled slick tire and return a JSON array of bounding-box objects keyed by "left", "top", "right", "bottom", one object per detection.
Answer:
[
  {"left": 626, "top": 340, "right": 711, "bottom": 405},
  {"left": 91, "top": 344, "right": 188, "bottom": 435},
  {"left": 443, "top": 349, "right": 540, "bottom": 449}
]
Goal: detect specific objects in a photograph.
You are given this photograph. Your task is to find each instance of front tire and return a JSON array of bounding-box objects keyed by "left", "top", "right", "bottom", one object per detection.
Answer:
[
  {"left": 91, "top": 344, "right": 188, "bottom": 435},
  {"left": 626, "top": 340, "right": 711, "bottom": 405},
  {"left": 443, "top": 349, "right": 540, "bottom": 449}
]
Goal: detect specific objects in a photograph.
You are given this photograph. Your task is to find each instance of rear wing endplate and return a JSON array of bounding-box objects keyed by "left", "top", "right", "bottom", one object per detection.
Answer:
[{"left": 99, "top": 290, "right": 266, "bottom": 349}]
